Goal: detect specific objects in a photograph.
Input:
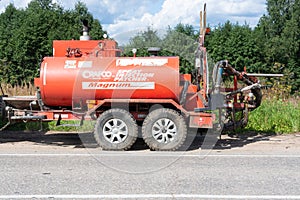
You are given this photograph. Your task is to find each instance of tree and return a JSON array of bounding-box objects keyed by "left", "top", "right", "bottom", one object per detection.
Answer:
[
  {"left": 162, "top": 23, "right": 198, "bottom": 73},
  {"left": 255, "top": 0, "right": 300, "bottom": 91},
  {"left": 122, "top": 27, "right": 162, "bottom": 57},
  {"left": 133, "top": 27, "right": 162, "bottom": 48},
  {"left": 206, "top": 21, "right": 263, "bottom": 72},
  {"left": 0, "top": 0, "right": 107, "bottom": 85},
  {"left": 123, "top": 24, "right": 198, "bottom": 73}
]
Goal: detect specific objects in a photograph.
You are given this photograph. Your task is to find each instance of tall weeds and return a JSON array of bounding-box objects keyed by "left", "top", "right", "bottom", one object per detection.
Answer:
[
  {"left": 246, "top": 97, "right": 300, "bottom": 134},
  {"left": 246, "top": 78, "right": 300, "bottom": 134},
  {"left": 0, "top": 82, "right": 36, "bottom": 96}
]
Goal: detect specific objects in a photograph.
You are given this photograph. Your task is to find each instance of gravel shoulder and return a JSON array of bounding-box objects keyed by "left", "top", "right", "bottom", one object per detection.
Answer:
[{"left": 0, "top": 131, "right": 299, "bottom": 154}]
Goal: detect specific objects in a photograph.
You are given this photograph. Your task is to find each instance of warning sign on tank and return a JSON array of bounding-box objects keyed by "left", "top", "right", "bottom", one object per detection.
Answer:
[{"left": 64, "top": 60, "right": 77, "bottom": 69}]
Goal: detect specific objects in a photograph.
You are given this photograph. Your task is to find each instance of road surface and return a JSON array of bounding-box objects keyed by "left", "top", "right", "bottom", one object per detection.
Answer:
[{"left": 0, "top": 131, "right": 299, "bottom": 199}]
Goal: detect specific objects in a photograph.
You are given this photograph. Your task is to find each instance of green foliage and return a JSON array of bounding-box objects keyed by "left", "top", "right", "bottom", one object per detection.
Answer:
[
  {"left": 162, "top": 24, "right": 198, "bottom": 73},
  {"left": 258, "top": 63, "right": 293, "bottom": 100},
  {"left": 0, "top": 0, "right": 107, "bottom": 85},
  {"left": 205, "top": 21, "right": 265, "bottom": 72},
  {"left": 122, "top": 27, "right": 162, "bottom": 57},
  {"left": 255, "top": 0, "right": 300, "bottom": 92},
  {"left": 48, "top": 120, "right": 95, "bottom": 132},
  {"left": 254, "top": 74, "right": 296, "bottom": 133},
  {"left": 246, "top": 98, "right": 300, "bottom": 134},
  {"left": 127, "top": 27, "right": 162, "bottom": 49},
  {"left": 123, "top": 23, "right": 198, "bottom": 74}
]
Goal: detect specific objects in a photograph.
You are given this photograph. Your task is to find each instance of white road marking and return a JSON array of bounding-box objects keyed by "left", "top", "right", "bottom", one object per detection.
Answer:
[
  {"left": 0, "top": 153, "right": 299, "bottom": 158},
  {"left": 0, "top": 194, "right": 300, "bottom": 199}
]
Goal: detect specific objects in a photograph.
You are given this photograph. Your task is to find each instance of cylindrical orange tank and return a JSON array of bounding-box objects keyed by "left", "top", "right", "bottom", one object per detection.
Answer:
[{"left": 35, "top": 57, "right": 180, "bottom": 107}]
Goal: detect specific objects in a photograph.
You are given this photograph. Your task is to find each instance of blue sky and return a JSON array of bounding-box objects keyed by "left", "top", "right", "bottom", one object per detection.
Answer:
[{"left": 0, "top": 0, "right": 267, "bottom": 44}]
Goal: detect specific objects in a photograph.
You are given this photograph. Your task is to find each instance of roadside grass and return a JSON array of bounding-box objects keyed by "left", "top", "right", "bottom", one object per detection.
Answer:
[
  {"left": 245, "top": 97, "right": 300, "bottom": 134},
  {"left": 48, "top": 120, "right": 96, "bottom": 132}
]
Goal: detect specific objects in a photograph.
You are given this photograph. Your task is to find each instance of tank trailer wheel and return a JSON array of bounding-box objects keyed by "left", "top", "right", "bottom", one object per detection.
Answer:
[
  {"left": 94, "top": 109, "right": 138, "bottom": 150},
  {"left": 142, "top": 108, "right": 187, "bottom": 151}
]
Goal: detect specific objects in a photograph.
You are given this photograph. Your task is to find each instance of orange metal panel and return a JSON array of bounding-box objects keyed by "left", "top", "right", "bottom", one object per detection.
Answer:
[
  {"left": 37, "top": 57, "right": 180, "bottom": 107},
  {"left": 189, "top": 113, "right": 214, "bottom": 128}
]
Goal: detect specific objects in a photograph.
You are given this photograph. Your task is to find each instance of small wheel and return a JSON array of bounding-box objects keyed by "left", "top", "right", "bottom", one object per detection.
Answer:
[
  {"left": 142, "top": 108, "right": 187, "bottom": 151},
  {"left": 94, "top": 109, "right": 138, "bottom": 150}
]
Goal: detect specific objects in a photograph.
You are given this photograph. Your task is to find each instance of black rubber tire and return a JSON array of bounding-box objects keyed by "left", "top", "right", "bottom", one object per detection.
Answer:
[
  {"left": 142, "top": 108, "right": 187, "bottom": 151},
  {"left": 94, "top": 109, "right": 138, "bottom": 150}
]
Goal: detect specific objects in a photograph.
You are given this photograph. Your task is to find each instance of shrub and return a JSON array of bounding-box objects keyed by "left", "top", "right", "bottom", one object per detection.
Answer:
[{"left": 246, "top": 98, "right": 300, "bottom": 134}]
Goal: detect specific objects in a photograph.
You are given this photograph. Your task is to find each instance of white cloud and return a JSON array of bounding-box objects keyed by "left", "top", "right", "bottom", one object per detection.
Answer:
[
  {"left": 105, "top": 0, "right": 203, "bottom": 44},
  {"left": 106, "top": 0, "right": 266, "bottom": 45},
  {"left": 207, "top": 0, "right": 266, "bottom": 27}
]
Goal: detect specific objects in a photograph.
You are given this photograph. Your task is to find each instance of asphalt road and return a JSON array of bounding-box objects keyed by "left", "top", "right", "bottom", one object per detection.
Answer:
[{"left": 0, "top": 131, "right": 300, "bottom": 199}]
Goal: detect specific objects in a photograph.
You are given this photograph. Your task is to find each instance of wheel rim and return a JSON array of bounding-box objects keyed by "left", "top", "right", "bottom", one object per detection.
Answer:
[
  {"left": 103, "top": 119, "right": 128, "bottom": 144},
  {"left": 152, "top": 118, "right": 177, "bottom": 144}
]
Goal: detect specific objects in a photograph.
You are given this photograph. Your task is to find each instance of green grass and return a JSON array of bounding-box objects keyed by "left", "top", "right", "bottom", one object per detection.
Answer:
[
  {"left": 48, "top": 120, "right": 96, "bottom": 132},
  {"left": 246, "top": 98, "right": 300, "bottom": 134}
]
